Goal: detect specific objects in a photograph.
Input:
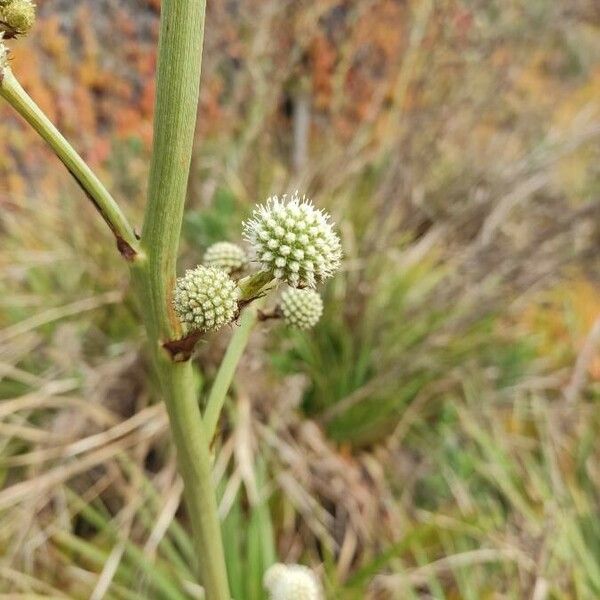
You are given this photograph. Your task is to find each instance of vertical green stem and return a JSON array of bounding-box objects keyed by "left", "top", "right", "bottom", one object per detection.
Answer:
[
  {"left": 141, "top": 0, "right": 207, "bottom": 345},
  {"left": 134, "top": 0, "right": 230, "bottom": 598},
  {"left": 157, "top": 359, "right": 229, "bottom": 599}
]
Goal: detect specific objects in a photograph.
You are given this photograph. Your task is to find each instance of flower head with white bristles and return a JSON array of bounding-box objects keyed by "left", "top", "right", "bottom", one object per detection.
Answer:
[
  {"left": 264, "top": 563, "right": 323, "bottom": 600},
  {"left": 243, "top": 192, "right": 342, "bottom": 288},
  {"left": 203, "top": 241, "right": 247, "bottom": 274},
  {"left": 173, "top": 266, "right": 239, "bottom": 333}
]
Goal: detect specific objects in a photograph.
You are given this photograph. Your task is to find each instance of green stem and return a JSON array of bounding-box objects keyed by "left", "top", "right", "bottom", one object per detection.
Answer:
[
  {"left": 157, "top": 360, "right": 229, "bottom": 598},
  {"left": 134, "top": 1, "right": 230, "bottom": 598},
  {"left": 0, "top": 68, "right": 140, "bottom": 260},
  {"left": 238, "top": 270, "right": 275, "bottom": 302},
  {"left": 204, "top": 303, "right": 262, "bottom": 441},
  {"left": 140, "top": 0, "right": 208, "bottom": 345}
]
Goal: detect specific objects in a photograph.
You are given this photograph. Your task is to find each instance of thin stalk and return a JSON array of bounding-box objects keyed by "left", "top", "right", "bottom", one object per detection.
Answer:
[
  {"left": 202, "top": 272, "right": 275, "bottom": 439},
  {"left": 134, "top": 0, "right": 230, "bottom": 598},
  {"left": 0, "top": 68, "right": 140, "bottom": 260},
  {"left": 204, "top": 302, "right": 262, "bottom": 441}
]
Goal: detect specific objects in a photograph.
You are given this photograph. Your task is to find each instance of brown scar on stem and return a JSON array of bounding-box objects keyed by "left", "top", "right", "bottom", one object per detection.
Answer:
[
  {"left": 0, "top": 24, "right": 19, "bottom": 39},
  {"left": 257, "top": 306, "right": 283, "bottom": 321},
  {"left": 163, "top": 295, "right": 259, "bottom": 361},
  {"left": 162, "top": 330, "right": 203, "bottom": 362}
]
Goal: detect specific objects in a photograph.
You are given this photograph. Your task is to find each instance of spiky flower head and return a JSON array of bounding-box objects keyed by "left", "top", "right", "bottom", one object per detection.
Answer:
[
  {"left": 203, "top": 241, "right": 247, "bottom": 274},
  {"left": 0, "top": 0, "right": 36, "bottom": 36},
  {"left": 280, "top": 288, "right": 323, "bottom": 330},
  {"left": 264, "top": 563, "right": 323, "bottom": 600},
  {"left": 243, "top": 191, "right": 342, "bottom": 288},
  {"left": 173, "top": 266, "right": 239, "bottom": 333}
]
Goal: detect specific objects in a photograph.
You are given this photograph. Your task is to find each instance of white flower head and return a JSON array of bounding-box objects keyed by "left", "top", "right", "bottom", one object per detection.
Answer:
[
  {"left": 203, "top": 241, "right": 247, "bottom": 274},
  {"left": 264, "top": 563, "right": 323, "bottom": 600},
  {"left": 173, "top": 266, "right": 239, "bottom": 332},
  {"left": 243, "top": 191, "right": 342, "bottom": 288},
  {"left": 280, "top": 288, "right": 323, "bottom": 330}
]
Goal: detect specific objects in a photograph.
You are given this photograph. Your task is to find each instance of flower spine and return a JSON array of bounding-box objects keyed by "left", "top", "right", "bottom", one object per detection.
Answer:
[
  {"left": 173, "top": 266, "right": 239, "bottom": 333},
  {"left": 280, "top": 288, "right": 323, "bottom": 329},
  {"left": 203, "top": 241, "right": 247, "bottom": 274},
  {"left": 0, "top": 0, "right": 36, "bottom": 37},
  {"left": 243, "top": 191, "right": 342, "bottom": 288},
  {"left": 264, "top": 563, "right": 323, "bottom": 600}
]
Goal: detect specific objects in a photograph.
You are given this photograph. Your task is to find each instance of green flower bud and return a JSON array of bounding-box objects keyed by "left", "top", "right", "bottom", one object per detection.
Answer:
[
  {"left": 243, "top": 191, "right": 342, "bottom": 288},
  {"left": 0, "top": 0, "right": 36, "bottom": 37},
  {"left": 173, "top": 266, "right": 239, "bottom": 333},
  {"left": 280, "top": 288, "right": 323, "bottom": 330},
  {"left": 264, "top": 563, "right": 323, "bottom": 600},
  {"left": 203, "top": 241, "right": 247, "bottom": 274}
]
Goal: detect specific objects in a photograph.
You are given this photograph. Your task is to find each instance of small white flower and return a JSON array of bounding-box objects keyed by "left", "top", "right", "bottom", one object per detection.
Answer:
[
  {"left": 280, "top": 288, "right": 323, "bottom": 330},
  {"left": 264, "top": 563, "right": 323, "bottom": 600},
  {"left": 203, "top": 241, "right": 247, "bottom": 274},
  {"left": 173, "top": 266, "right": 239, "bottom": 332},
  {"left": 243, "top": 191, "right": 342, "bottom": 288}
]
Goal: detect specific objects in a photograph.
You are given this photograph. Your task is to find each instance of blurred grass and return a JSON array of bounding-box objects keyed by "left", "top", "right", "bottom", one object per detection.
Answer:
[{"left": 1, "top": 0, "right": 600, "bottom": 598}]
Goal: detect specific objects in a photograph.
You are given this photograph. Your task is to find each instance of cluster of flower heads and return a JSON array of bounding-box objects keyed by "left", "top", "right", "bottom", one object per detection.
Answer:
[
  {"left": 0, "top": 0, "right": 36, "bottom": 38},
  {"left": 172, "top": 266, "right": 239, "bottom": 333},
  {"left": 263, "top": 563, "right": 323, "bottom": 600},
  {"left": 243, "top": 191, "right": 342, "bottom": 289},
  {"left": 203, "top": 241, "right": 247, "bottom": 274},
  {"left": 173, "top": 193, "right": 341, "bottom": 335}
]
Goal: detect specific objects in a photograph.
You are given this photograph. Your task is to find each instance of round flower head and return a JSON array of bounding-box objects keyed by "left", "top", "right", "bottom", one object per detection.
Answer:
[
  {"left": 173, "top": 266, "right": 239, "bottom": 333},
  {"left": 0, "top": 0, "right": 36, "bottom": 36},
  {"left": 203, "top": 241, "right": 247, "bottom": 274},
  {"left": 280, "top": 288, "right": 323, "bottom": 330},
  {"left": 264, "top": 563, "right": 323, "bottom": 600},
  {"left": 243, "top": 191, "right": 342, "bottom": 288}
]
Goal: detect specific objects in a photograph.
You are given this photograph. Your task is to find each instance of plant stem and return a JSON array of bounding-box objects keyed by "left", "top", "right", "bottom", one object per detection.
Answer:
[
  {"left": 0, "top": 68, "right": 140, "bottom": 260},
  {"left": 238, "top": 270, "right": 275, "bottom": 302},
  {"left": 203, "top": 272, "right": 276, "bottom": 439},
  {"left": 140, "top": 0, "right": 207, "bottom": 346},
  {"left": 134, "top": 0, "right": 230, "bottom": 598},
  {"left": 204, "top": 303, "right": 262, "bottom": 441},
  {"left": 157, "top": 359, "right": 229, "bottom": 598}
]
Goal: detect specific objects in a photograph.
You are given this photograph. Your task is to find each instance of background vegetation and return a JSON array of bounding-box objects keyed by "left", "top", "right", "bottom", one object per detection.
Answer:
[{"left": 1, "top": 0, "right": 600, "bottom": 597}]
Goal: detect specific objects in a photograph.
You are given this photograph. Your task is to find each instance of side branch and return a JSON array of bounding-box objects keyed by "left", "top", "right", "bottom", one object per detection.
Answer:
[{"left": 0, "top": 68, "right": 140, "bottom": 260}]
